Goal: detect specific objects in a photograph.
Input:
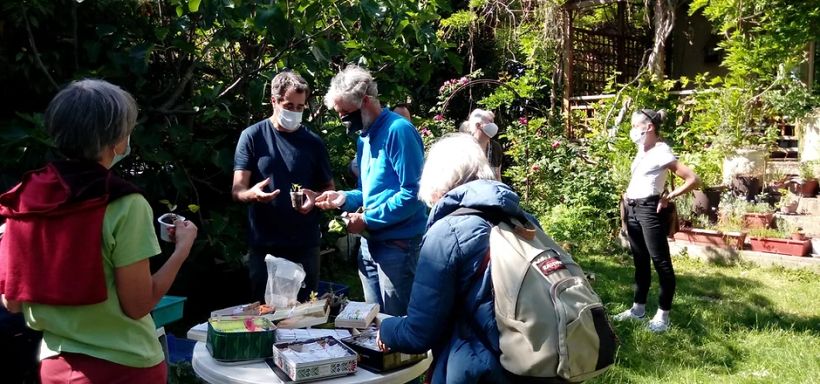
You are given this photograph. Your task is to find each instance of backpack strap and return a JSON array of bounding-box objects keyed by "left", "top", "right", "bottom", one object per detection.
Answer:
[{"left": 448, "top": 207, "right": 507, "bottom": 225}]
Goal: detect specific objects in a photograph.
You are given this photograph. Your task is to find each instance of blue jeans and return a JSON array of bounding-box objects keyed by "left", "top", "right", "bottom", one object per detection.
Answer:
[{"left": 358, "top": 236, "right": 421, "bottom": 316}]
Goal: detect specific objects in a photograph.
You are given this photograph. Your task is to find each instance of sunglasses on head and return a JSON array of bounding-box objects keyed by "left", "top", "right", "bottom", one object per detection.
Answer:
[{"left": 639, "top": 109, "right": 658, "bottom": 126}]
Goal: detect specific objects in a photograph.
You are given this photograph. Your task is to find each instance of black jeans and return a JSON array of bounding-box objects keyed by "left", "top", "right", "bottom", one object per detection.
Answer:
[
  {"left": 247, "top": 245, "right": 320, "bottom": 304},
  {"left": 625, "top": 196, "right": 676, "bottom": 311}
]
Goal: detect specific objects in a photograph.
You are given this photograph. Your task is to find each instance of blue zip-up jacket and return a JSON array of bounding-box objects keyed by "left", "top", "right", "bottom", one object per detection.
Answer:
[
  {"left": 342, "top": 108, "right": 427, "bottom": 241},
  {"left": 380, "top": 180, "right": 534, "bottom": 384}
]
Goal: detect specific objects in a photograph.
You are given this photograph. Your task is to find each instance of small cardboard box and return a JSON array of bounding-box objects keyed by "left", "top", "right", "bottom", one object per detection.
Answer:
[
  {"left": 341, "top": 331, "right": 427, "bottom": 372},
  {"left": 206, "top": 316, "right": 276, "bottom": 362},
  {"left": 272, "top": 336, "right": 358, "bottom": 382}
]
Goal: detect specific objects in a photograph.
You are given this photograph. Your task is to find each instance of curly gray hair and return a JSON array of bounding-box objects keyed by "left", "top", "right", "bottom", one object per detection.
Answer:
[{"left": 323, "top": 65, "right": 379, "bottom": 109}]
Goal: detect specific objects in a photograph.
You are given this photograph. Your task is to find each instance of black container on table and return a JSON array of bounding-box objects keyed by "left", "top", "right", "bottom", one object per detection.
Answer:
[{"left": 341, "top": 331, "right": 427, "bottom": 372}]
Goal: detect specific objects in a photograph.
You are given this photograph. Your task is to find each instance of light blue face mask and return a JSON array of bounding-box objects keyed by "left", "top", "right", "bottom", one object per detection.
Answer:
[{"left": 111, "top": 136, "right": 131, "bottom": 167}]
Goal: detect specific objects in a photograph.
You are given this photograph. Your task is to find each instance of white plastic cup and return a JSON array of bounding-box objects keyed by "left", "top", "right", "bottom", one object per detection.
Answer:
[{"left": 157, "top": 213, "right": 186, "bottom": 242}]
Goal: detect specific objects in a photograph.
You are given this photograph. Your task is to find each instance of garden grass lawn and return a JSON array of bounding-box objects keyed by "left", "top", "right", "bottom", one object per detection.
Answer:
[{"left": 580, "top": 252, "right": 820, "bottom": 384}]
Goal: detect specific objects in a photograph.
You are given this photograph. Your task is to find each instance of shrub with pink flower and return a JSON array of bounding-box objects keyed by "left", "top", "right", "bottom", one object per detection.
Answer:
[
  {"left": 518, "top": 116, "right": 528, "bottom": 126},
  {"left": 551, "top": 140, "right": 561, "bottom": 149}
]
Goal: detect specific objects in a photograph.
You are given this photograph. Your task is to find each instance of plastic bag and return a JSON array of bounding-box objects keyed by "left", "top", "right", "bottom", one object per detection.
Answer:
[{"left": 264, "top": 255, "right": 306, "bottom": 308}]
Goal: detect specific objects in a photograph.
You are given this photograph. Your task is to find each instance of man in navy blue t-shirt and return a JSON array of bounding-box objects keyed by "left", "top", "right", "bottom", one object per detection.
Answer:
[{"left": 232, "top": 71, "right": 334, "bottom": 303}]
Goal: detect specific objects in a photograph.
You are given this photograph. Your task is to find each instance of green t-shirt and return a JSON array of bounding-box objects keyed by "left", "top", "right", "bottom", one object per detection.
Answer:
[{"left": 23, "top": 193, "right": 164, "bottom": 368}]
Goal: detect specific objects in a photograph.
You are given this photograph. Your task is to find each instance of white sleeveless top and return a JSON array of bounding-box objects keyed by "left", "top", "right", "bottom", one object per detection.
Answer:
[{"left": 625, "top": 142, "right": 676, "bottom": 199}]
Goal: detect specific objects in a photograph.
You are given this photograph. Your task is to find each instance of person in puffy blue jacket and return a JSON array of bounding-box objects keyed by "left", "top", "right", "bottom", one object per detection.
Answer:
[{"left": 378, "top": 133, "right": 535, "bottom": 383}]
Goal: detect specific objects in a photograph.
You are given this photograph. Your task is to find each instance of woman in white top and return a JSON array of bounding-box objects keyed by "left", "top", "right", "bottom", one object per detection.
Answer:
[{"left": 613, "top": 108, "right": 699, "bottom": 333}]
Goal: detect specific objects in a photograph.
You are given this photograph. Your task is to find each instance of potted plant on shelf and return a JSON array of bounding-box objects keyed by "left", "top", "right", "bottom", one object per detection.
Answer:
[
  {"left": 742, "top": 197, "right": 775, "bottom": 230},
  {"left": 798, "top": 160, "right": 819, "bottom": 197},
  {"left": 777, "top": 188, "right": 800, "bottom": 214}
]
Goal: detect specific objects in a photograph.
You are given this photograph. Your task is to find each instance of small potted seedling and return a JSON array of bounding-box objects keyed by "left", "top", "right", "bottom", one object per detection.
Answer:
[
  {"left": 290, "top": 183, "right": 304, "bottom": 209},
  {"left": 157, "top": 199, "right": 186, "bottom": 242}
]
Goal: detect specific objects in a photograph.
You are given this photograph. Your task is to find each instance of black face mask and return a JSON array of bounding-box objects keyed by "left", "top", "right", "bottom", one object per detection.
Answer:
[{"left": 341, "top": 109, "right": 363, "bottom": 136}]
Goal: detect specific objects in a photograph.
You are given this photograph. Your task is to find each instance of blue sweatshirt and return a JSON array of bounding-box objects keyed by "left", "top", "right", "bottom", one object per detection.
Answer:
[{"left": 342, "top": 109, "right": 427, "bottom": 241}]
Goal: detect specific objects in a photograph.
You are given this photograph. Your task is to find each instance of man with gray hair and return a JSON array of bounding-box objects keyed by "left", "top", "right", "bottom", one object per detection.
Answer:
[
  {"left": 232, "top": 70, "right": 334, "bottom": 304},
  {"left": 316, "top": 65, "right": 427, "bottom": 316}
]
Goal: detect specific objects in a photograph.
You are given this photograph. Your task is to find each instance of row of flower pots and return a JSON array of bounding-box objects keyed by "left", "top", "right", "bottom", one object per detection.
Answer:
[{"left": 672, "top": 229, "right": 816, "bottom": 257}]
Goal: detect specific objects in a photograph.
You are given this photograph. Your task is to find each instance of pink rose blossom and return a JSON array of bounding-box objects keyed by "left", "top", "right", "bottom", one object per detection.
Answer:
[
  {"left": 551, "top": 140, "right": 560, "bottom": 149},
  {"left": 518, "top": 117, "right": 528, "bottom": 125},
  {"left": 433, "top": 114, "right": 444, "bottom": 121}
]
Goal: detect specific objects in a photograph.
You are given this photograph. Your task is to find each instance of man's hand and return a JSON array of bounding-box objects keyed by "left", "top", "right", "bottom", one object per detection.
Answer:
[
  {"left": 315, "top": 190, "right": 346, "bottom": 210},
  {"left": 246, "top": 178, "right": 279, "bottom": 203},
  {"left": 657, "top": 195, "right": 669, "bottom": 213},
  {"left": 346, "top": 212, "right": 367, "bottom": 234},
  {"left": 297, "top": 188, "right": 318, "bottom": 214}
]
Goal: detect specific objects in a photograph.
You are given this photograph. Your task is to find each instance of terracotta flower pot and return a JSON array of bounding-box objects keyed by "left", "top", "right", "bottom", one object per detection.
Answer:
[
  {"left": 742, "top": 213, "right": 773, "bottom": 230},
  {"left": 801, "top": 179, "right": 819, "bottom": 197},
  {"left": 749, "top": 237, "right": 811, "bottom": 257}
]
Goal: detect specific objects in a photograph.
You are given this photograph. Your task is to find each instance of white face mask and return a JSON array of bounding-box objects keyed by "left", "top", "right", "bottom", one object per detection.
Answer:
[
  {"left": 629, "top": 128, "right": 646, "bottom": 145},
  {"left": 277, "top": 107, "right": 303, "bottom": 131}
]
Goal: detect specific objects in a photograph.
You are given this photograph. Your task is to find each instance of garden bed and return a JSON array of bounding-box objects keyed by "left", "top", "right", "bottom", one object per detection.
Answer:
[
  {"left": 673, "top": 228, "right": 747, "bottom": 250},
  {"left": 748, "top": 237, "right": 812, "bottom": 257}
]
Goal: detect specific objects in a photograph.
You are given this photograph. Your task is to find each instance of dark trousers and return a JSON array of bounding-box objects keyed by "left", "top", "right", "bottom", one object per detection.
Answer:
[
  {"left": 247, "top": 245, "right": 320, "bottom": 304},
  {"left": 625, "top": 196, "right": 676, "bottom": 311}
]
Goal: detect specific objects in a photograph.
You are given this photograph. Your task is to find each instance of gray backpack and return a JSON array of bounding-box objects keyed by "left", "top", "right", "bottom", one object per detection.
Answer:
[{"left": 455, "top": 208, "right": 618, "bottom": 382}]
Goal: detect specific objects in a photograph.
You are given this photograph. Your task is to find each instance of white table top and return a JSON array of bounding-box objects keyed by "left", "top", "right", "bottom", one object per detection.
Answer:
[{"left": 192, "top": 342, "right": 432, "bottom": 384}]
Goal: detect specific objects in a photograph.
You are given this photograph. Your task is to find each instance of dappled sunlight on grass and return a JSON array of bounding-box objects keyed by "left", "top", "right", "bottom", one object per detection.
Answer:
[{"left": 577, "top": 251, "right": 820, "bottom": 383}]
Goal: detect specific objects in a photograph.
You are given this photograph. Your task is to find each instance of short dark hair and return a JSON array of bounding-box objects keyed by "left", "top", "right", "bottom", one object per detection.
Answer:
[
  {"left": 45, "top": 79, "right": 137, "bottom": 161},
  {"left": 271, "top": 70, "right": 310, "bottom": 102}
]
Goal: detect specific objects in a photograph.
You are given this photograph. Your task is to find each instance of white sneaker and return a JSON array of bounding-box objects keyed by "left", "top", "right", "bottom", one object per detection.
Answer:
[
  {"left": 613, "top": 309, "right": 645, "bottom": 321},
  {"left": 648, "top": 319, "right": 669, "bottom": 333}
]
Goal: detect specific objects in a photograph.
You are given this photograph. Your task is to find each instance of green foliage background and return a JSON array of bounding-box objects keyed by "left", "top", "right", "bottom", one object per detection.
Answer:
[{"left": 0, "top": 0, "right": 461, "bottom": 266}]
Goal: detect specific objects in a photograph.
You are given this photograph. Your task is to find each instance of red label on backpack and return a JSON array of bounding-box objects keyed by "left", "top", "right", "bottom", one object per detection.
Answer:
[{"left": 536, "top": 257, "right": 566, "bottom": 277}]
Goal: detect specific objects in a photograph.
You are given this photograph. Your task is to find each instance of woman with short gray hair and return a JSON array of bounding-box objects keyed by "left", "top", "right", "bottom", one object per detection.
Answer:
[
  {"left": 378, "top": 133, "right": 532, "bottom": 383},
  {"left": 0, "top": 79, "right": 197, "bottom": 383}
]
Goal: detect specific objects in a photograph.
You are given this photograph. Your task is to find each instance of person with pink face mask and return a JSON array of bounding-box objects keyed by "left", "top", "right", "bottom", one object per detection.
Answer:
[
  {"left": 613, "top": 108, "right": 699, "bottom": 333},
  {"left": 232, "top": 70, "right": 334, "bottom": 304}
]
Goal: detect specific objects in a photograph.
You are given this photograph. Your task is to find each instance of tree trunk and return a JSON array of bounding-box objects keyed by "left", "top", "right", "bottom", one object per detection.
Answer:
[{"left": 646, "top": 0, "right": 676, "bottom": 78}]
